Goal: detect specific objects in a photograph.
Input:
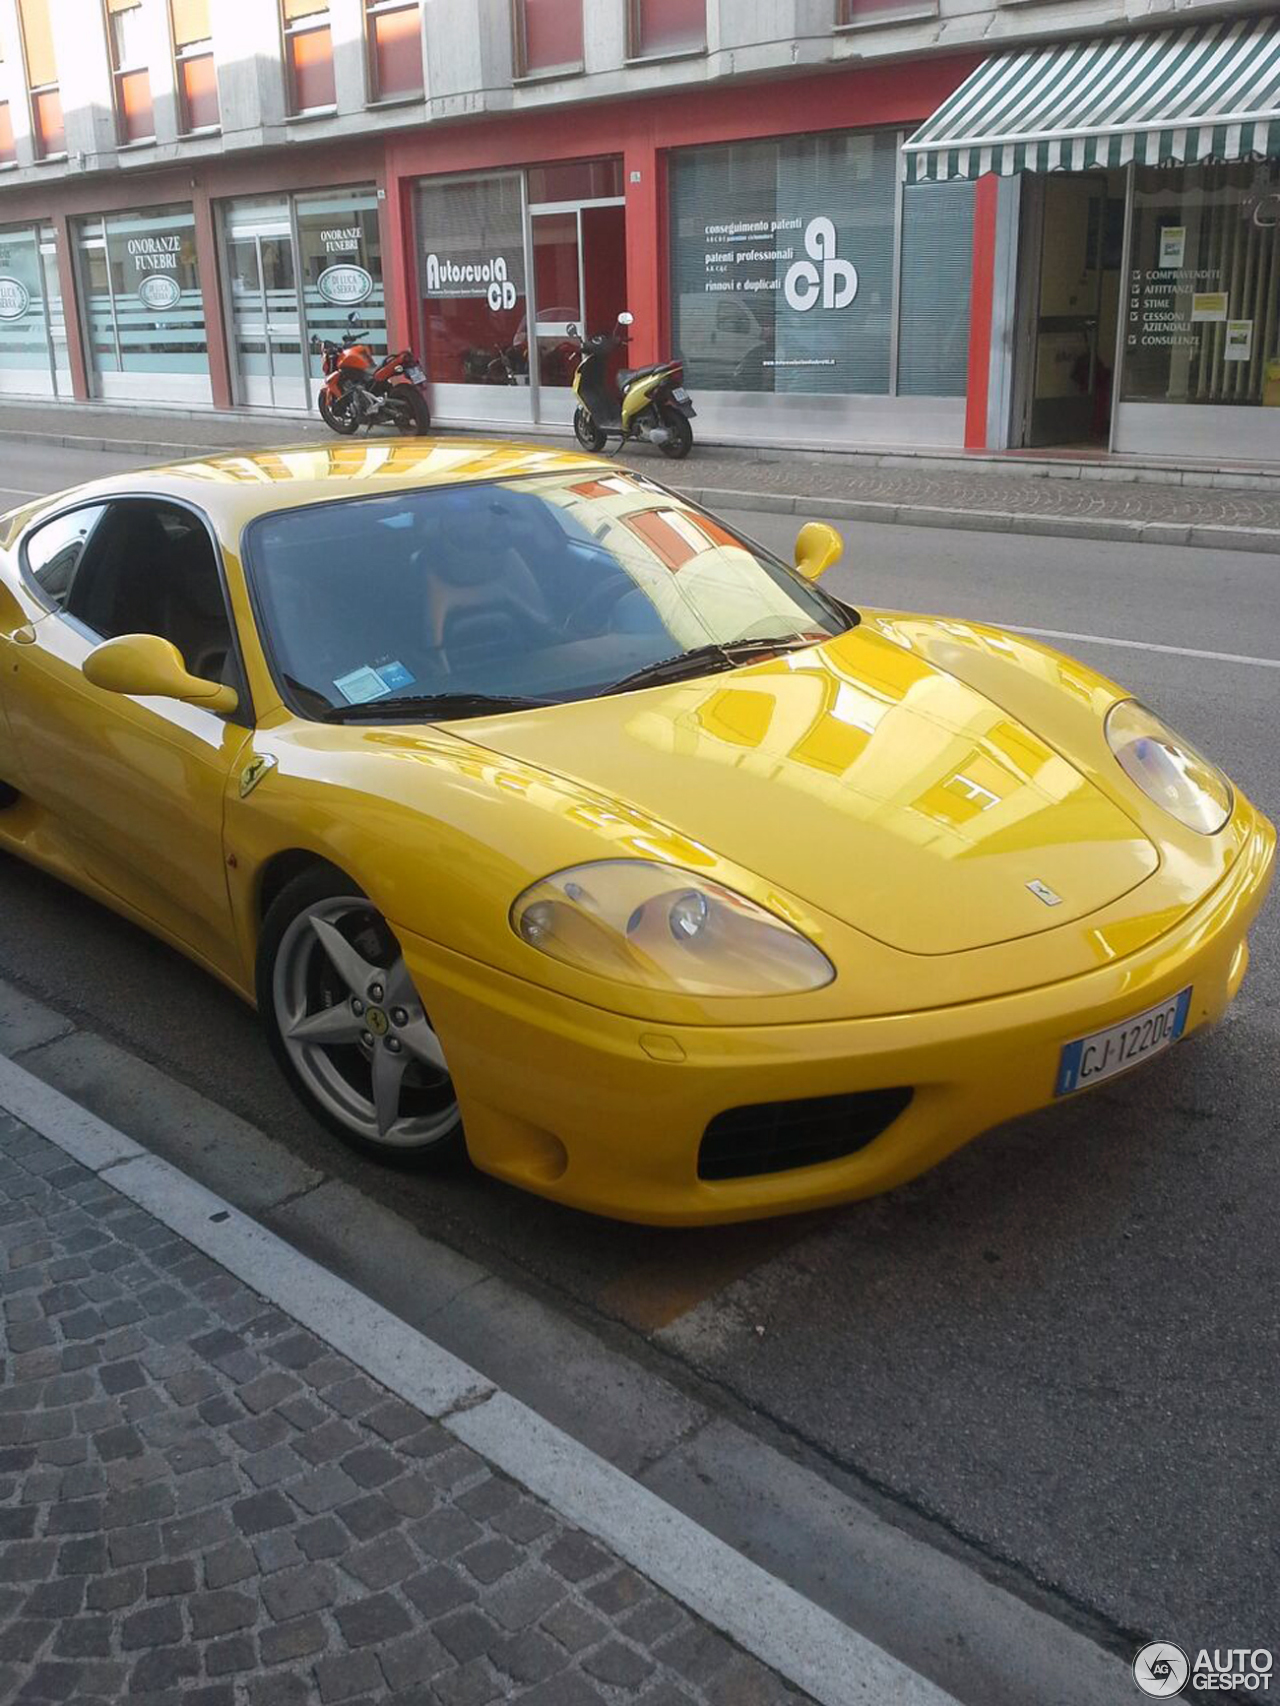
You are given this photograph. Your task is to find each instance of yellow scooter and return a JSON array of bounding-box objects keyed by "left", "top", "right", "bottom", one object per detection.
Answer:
[{"left": 568, "top": 312, "right": 696, "bottom": 460}]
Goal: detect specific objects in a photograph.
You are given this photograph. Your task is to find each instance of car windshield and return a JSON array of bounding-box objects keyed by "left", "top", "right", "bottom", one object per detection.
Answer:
[{"left": 243, "top": 470, "right": 855, "bottom": 719}]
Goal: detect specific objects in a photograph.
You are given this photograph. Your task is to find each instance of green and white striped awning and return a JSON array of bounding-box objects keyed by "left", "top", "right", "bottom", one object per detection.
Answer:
[{"left": 903, "top": 14, "right": 1280, "bottom": 182}]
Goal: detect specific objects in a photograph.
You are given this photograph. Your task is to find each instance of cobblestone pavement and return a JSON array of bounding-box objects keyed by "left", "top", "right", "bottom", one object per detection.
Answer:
[
  {"left": 9, "top": 402, "right": 1280, "bottom": 538},
  {"left": 0, "top": 1112, "right": 814, "bottom": 1706}
]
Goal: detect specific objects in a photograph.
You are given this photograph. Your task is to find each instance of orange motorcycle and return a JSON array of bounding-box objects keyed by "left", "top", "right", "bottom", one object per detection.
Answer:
[{"left": 312, "top": 312, "right": 432, "bottom": 436}]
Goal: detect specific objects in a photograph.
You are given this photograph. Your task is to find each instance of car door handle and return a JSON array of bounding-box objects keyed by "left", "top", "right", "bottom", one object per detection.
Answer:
[{"left": 4, "top": 625, "right": 37, "bottom": 646}]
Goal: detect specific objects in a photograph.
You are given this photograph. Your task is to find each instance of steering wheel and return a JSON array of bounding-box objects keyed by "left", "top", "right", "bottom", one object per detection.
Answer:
[{"left": 563, "top": 574, "right": 637, "bottom": 638}]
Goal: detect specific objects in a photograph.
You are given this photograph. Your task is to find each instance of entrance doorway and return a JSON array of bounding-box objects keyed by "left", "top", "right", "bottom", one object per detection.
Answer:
[
  {"left": 223, "top": 200, "right": 306, "bottom": 411},
  {"left": 1015, "top": 172, "right": 1126, "bottom": 448},
  {"left": 527, "top": 196, "right": 627, "bottom": 425}
]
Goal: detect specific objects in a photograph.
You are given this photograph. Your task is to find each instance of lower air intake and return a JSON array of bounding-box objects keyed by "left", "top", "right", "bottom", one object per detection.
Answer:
[{"left": 698, "top": 1087, "right": 913, "bottom": 1181}]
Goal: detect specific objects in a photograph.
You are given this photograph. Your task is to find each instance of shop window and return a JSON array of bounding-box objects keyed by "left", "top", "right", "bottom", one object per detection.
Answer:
[
  {"left": 282, "top": 0, "right": 335, "bottom": 114},
  {"left": 629, "top": 0, "right": 704, "bottom": 60},
  {"left": 0, "top": 223, "right": 52, "bottom": 393},
  {"left": 415, "top": 173, "right": 528, "bottom": 388},
  {"left": 0, "top": 104, "right": 15, "bottom": 167},
  {"left": 897, "top": 180, "right": 974, "bottom": 397},
  {"left": 19, "top": 0, "right": 64, "bottom": 157},
  {"left": 669, "top": 130, "right": 898, "bottom": 396},
  {"left": 74, "top": 204, "right": 209, "bottom": 402},
  {"left": 297, "top": 186, "right": 385, "bottom": 380},
  {"left": 514, "top": 0, "right": 583, "bottom": 78},
  {"left": 527, "top": 158, "right": 622, "bottom": 203},
  {"left": 171, "top": 0, "right": 219, "bottom": 132},
  {"left": 108, "top": 0, "right": 155, "bottom": 145},
  {"left": 365, "top": 0, "right": 421, "bottom": 100},
  {"left": 836, "top": 0, "right": 937, "bottom": 24},
  {"left": 1122, "top": 162, "right": 1280, "bottom": 411}
]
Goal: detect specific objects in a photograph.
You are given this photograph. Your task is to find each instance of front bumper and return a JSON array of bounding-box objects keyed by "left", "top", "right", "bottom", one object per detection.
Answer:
[{"left": 398, "top": 819, "right": 1274, "bottom": 1225}]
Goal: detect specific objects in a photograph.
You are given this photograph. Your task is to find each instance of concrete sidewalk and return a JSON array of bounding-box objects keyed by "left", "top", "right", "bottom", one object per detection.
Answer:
[{"left": 5, "top": 400, "right": 1280, "bottom": 556}]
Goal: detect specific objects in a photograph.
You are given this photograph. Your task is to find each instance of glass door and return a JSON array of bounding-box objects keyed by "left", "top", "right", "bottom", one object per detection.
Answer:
[
  {"left": 530, "top": 210, "right": 582, "bottom": 400},
  {"left": 527, "top": 191, "right": 626, "bottom": 426},
  {"left": 224, "top": 199, "right": 306, "bottom": 410},
  {"left": 1026, "top": 173, "right": 1125, "bottom": 446}
]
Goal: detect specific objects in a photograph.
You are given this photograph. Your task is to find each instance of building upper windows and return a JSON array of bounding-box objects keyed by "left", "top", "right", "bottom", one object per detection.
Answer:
[
  {"left": 836, "top": 0, "right": 938, "bottom": 23},
  {"left": 171, "top": 0, "right": 219, "bottom": 132},
  {"left": 108, "top": 0, "right": 155, "bottom": 146},
  {"left": 18, "top": 0, "right": 63, "bottom": 157},
  {"left": 366, "top": 0, "right": 422, "bottom": 101},
  {"left": 0, "top": 103, "right": 14, "bottom": 167},
  {"left": 628, "top": 0, "right": 704, "bottom": 60},
  {"left": 514, "top": 0, "right": 583, "bottom": 79},
  {"left": 282, "top": 0, "right": 336, "bottom": 114}
]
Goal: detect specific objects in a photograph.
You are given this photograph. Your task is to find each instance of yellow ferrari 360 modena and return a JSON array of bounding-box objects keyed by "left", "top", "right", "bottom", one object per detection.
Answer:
[{"left": 0, "top": 442, "right": 1272, "bottom": 1224}]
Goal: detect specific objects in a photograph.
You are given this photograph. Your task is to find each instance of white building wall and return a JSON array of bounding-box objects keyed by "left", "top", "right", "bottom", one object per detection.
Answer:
[{"left": 1, "top": 0, "right": 1273, "bottom": 192}]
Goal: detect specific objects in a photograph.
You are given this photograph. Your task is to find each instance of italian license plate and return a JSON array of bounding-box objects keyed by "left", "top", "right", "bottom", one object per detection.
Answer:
[
  {"left": 406, "top": 364, "right": 427, "bottom": 383},
  {"left": 1054, "top": 987, "right": 1192, "bottom": 1096},
  {"left": 672, "top": 387, "right": 690, "bottom": 402}
]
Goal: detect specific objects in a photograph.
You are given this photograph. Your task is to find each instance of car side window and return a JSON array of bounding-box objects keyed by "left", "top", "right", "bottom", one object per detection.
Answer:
[
  {"left": 65, "top": 500, "right": 240, "bottom": 689},
  {"left": 22, "top": 506, "right": 107, "bottom": 610}
]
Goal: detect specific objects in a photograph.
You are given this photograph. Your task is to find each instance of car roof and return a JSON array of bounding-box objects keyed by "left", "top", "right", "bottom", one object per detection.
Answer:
[{"left": 16, "top": 439, "right": 620, "bottom": 541}]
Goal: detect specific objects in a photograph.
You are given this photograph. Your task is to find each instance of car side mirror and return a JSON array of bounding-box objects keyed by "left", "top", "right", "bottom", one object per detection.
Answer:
[
  {"left": 83, "top": 633, "right": 238, "bottom": 715},
  {"left": 794, "top": 522, "right": 843, "bottom": 583}
]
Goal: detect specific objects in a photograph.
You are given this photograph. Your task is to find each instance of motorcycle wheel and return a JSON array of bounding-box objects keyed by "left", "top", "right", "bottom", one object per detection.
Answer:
[
  {"left": 573, "top": 407, "right": 608, "bottom": 453},
  {"left": 318, "top": 388, "right": 360, "bottom": 435},
  {"left": 657, "top": 405, "right": 693, "bottom": 460},
  {"left": 396, "top": 388, "right": 432, "bottom": 436}
]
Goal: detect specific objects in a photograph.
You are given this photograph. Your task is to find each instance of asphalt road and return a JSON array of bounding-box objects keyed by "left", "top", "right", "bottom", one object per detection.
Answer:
[{"left": 2, "top": 442, "right": 1278, "bottom": 1661}]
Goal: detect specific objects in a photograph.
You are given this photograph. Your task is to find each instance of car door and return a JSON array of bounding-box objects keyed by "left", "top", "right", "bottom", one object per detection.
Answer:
[{"left": 4, "top": 495, "right": 253, "bottom": 982}]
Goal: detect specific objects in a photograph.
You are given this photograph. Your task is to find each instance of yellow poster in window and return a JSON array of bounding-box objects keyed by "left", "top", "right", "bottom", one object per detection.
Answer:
[{"left": 1190, "top": 292, "right": 1229, "bottom": 322}]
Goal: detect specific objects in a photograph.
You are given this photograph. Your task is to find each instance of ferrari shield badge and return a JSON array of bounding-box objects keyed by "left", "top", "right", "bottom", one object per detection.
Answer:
[{"left": 239, "top": 754, "right": 278, "bottom": 799}]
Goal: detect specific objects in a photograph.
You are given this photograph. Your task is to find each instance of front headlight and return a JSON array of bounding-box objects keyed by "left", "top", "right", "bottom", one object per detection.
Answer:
[
  {"left": 1105, "top": 699, "right": 1233, "bottom": 834},
  {"left": 510, "top": 860, "right": 834, "bottom": 996}
]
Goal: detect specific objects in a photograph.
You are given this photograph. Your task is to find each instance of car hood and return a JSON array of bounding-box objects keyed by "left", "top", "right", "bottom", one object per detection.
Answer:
[{"left": 457, "top": 624, "right": 1159, "bottom": 956}]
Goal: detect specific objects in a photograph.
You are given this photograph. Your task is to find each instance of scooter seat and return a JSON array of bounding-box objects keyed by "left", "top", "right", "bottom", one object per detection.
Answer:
[{"left": 618, "top": 363, "right": 674, "bottom": 388}]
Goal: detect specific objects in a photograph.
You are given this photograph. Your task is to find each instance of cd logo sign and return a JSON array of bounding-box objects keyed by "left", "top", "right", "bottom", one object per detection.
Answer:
[
  {"left": 317, "top": 263, "right": 373, "bottom": 307},
  {"left": 1133, "top": 1643, "right": 1190, "bottom": 1697},
  {"left": 0, "top": 277, "right": 31, "bottom": 320},
  {"left": 783, "top": 217, "right": 858, "bottom": 313},
  {"left": 137, "top": 274, "right": 182, "bottom": 311}
]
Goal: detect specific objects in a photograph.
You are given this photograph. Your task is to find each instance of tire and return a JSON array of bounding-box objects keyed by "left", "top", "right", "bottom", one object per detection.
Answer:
[
  {"left": 257, "top": 864, "right": 465, "bottom": 1169},
  {"left": 657, "top": 404, "right": 693, "bottom": 460},
  {"left": 318, "top": 387, "right": 360, "bottom": 435},
  {"left": 573, "top": 406, "right": 608, "bottom": 453},
  {"left": 395, "top": 386, "right": 432, "bottom": 436}
]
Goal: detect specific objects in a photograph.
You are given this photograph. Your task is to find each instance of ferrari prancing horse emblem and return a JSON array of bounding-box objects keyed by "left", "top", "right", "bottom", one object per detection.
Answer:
[
  {"left": 239, "top": 754, "right": 278, "bottom": 798},
  {"left": 1026, "top": 879, "right": 1063, "bottom": 907}
]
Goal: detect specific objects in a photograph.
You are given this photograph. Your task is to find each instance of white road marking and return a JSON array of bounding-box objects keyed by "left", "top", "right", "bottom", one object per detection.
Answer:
[
  {"left": 1003, "top": 623, "right": 1280, "bottom": 671},
  {"left": 0, "top": 486, "right": 44, "bottom": 500}
]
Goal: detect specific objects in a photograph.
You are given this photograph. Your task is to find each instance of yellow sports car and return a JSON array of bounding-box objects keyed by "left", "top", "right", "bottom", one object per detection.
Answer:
[{"left": 0, "top": 443, "right": 1272, "bottom": 1224}]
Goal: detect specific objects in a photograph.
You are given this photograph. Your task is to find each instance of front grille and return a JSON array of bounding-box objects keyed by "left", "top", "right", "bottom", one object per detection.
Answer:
[{"left": 698, "top": 1088, "right": 913, "bottom": 1181}]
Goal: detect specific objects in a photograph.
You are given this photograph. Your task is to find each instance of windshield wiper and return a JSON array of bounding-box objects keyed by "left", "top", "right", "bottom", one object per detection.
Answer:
[
  {"left": 601, "top": 634, "right": 824, "bottom": 698},
  {"left": 320, "top": 692, "right": 550, "bottom": 723}
]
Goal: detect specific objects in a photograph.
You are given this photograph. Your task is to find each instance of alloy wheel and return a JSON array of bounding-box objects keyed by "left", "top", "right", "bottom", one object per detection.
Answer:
[{"left": 272, "top": 896, "right": 457, "bottom": 1149}]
